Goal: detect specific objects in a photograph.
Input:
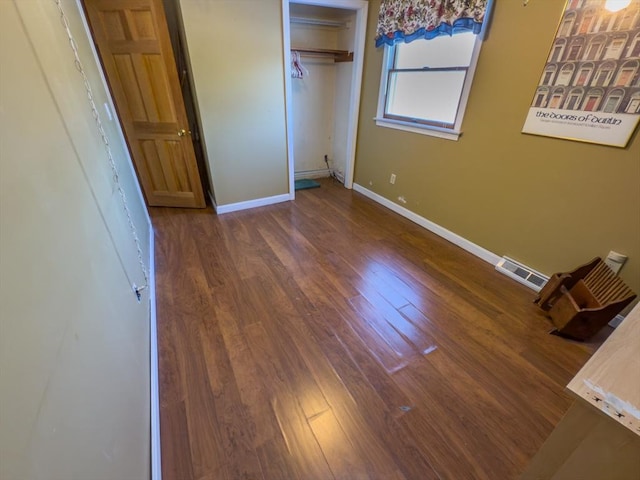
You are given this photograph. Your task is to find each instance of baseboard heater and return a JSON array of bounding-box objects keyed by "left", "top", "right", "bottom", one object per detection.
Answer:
[
  {"left": 495, "top": 256, "right": 548, "bottom": 293},
  {"left": 496, "top": 256, "right": 626, "bottom": 328},
  {"left": 294, "top": 168, "right": 331, "bottom": 180},
  {"left": 294, "top": 168, "right": 344, "bottom": 183}
]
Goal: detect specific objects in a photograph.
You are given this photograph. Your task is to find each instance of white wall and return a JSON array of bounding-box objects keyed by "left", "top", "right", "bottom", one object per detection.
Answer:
[
  {"left": 291, "top": 23, "right": 339, "bottom": 176},
  {"left": 0, "top": 1, "right": 151, "bottom": 479},
  {"left": 332, "top": 11, "right": 357, "bottom": 181},
  {"left": 290, "top": 10, "right": 357, "bottom": 179},
  {"left": 179, "top": 0, "right": 290, "bottom": 206}
]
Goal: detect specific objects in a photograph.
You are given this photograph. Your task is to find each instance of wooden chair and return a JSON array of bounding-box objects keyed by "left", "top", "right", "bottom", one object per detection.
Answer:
[{"left": 534, "top": 257, "right": 637, "bottom": 341}]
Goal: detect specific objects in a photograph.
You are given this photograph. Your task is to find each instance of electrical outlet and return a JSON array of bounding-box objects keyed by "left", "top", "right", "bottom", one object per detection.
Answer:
[
  {"left": 390, "top": 173, "right": 396, "bottom": 184},
  {"left": 605, "top": 251, "right": 627, "bottom": 275}
]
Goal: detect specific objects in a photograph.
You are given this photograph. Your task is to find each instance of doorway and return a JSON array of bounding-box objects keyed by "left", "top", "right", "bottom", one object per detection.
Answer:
[{"left": 282, "top": 0, "right": 368, "bottom": 195}]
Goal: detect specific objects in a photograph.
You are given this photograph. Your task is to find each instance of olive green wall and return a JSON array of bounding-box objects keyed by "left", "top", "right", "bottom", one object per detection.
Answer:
[
  {"left": 179, "top": 0, "right": 290, "bottom": 207},
  {"left": 1, "top": 2, "right": 151, "bottom": 478},
  {"left": 355, "top": 0, "right": 640, "bottom": 295}
]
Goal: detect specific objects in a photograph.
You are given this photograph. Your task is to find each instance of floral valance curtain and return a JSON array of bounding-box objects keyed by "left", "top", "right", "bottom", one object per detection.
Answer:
[{"left": 375, "top": 0, "right": 489, "bottom": 47}]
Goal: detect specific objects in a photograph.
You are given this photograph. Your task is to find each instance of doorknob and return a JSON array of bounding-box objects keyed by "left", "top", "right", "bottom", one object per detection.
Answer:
[{"left": 177, "top": 129, "right": 191, "bottom": 137}]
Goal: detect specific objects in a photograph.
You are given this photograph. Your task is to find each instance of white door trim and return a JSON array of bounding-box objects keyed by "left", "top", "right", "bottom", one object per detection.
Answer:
[
  {"left": 282, "top": 1, "right": 297, "bottom": 199},
  {"left": 282, "top": 0, "right": 368, "bottom": 191}
]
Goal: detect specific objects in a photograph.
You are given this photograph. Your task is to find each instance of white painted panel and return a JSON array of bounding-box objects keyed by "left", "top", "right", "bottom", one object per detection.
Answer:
[
  {"left": 291, "top": 23, "right": 338, "bottom": 176},
  {"left": 292, "top": 58, "right": 337, "bottom": 174}
]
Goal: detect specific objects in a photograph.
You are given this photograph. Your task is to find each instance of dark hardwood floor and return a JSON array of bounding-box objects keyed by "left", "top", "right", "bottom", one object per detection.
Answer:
[{"left": 151, "top": 178, "right": 605, "bottom": 480}]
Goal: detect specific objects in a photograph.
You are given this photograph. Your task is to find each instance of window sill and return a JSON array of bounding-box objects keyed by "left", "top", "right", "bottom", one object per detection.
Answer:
[{"left": 374, "top": 117, "right": 461, "bottom": 141}]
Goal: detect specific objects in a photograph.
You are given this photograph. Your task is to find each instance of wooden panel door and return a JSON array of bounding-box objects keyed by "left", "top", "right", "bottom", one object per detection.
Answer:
[{"left": 83, "top": 0, "right": 205, "bottom": 208}]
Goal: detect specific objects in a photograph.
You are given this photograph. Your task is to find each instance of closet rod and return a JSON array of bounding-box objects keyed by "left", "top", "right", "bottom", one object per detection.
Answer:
[
  {"left": 292, "top": 47, "right": 353, "bottom": 63},
  {"left": 290, "top": 16, "right": 347, "bottom": 28}
]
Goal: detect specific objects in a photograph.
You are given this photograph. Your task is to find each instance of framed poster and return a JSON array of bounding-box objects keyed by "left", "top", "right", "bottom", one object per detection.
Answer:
[{"left": 522, "top": 0, "right": 640, "bottom": 147}]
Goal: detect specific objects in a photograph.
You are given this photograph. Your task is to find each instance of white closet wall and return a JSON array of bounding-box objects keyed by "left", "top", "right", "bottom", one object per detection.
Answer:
[
  {"left": 291, "top": 23, "right": 337, "bottom": 177},
  {"left": 332, "top": 16, "right": 356, "bottom": 182},
  {"left": 290, "top": 8, "right": 356, "bottom": 181}
]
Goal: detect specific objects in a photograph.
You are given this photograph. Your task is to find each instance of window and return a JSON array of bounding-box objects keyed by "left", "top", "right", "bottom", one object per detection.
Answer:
[{"left": 375, "top": 31, "right": 484, "bottom": 140}]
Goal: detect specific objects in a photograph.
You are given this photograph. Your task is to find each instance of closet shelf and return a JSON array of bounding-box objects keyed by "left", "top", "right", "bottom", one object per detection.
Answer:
[
  {"left": 290, "top": 16, "right": 347, "bottom": 28},
  {"left": 291, "top": 47, "right": 353, "bottom": 63}
]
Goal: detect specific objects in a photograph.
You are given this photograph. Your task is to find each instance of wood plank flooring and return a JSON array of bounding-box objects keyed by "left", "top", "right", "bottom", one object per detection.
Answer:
[{"left": 151, "top": 178, "right": 606, "bottom": 480}]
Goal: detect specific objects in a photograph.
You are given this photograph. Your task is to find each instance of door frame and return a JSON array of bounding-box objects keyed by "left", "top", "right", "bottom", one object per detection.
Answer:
[{"left": 282, "top": 0, "right": 368, "bottom": 196}]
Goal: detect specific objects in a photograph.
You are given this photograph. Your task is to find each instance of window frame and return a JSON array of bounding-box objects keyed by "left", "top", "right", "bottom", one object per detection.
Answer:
[{"left": 375, "top": 29, "right": 486, "bottom": 141}]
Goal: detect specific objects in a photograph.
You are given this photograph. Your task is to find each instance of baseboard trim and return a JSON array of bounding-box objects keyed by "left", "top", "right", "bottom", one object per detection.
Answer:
[
  {"left": 351, "top": 185, "right": 630, "bottom": 327},
  {"left": 215, "top": 193, "right": 291, "bottom": 214},
  {"left": 352, "top": 183, "right": 501, "bottom": 266},
  {"left": 149, "top": 226, "right": 162, "bottom": 480},
  {"left": 208, "top": 190, "right": 217, "bottom": 211}
]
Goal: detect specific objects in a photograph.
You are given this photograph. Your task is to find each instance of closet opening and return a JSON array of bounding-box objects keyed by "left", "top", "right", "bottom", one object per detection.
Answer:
[{"left": 282, "top": 0, "right": 368, "bottom": 196}]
